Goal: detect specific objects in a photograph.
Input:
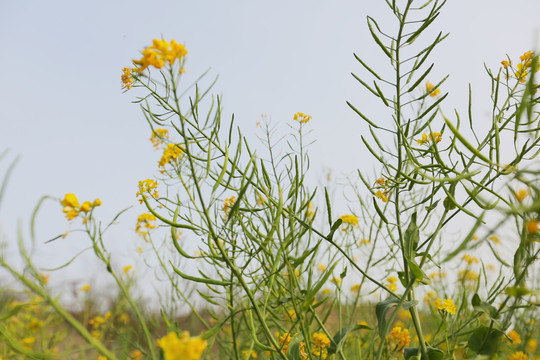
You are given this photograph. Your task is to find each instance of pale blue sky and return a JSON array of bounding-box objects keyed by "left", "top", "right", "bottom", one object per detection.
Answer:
[{"left": 0, "top": 0, "right": 539, "bottom": 291}]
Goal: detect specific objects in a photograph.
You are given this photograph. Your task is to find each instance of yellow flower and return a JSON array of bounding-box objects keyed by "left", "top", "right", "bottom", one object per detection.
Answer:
[
  {"left": 293, "top": 112, "right": 312, "bottom": 124},
  {"left": 520, "top": 50, "right": 534, "bottom": 63},
  {"left": 98, "top": 357, "right": 107, "bottom": 360},
  {"left": 156, "top": 331, "right": 207, "bottom": 360},
  {"left": 515, "top": 189, "right": 529, "bottom": 202},
  {"left": 80, "top": 201, "right": 92, "bottom": 212},
  {"left": 241, "top": 350, "right": 258, "bottom": 359},
  {"left": 462, "top": 254, "right": 479, "bottom": 265},
  {"left": 375, "top": 190, "right": 388, "bottom": 202},
  {"left": 340, "top": 214, "right": 359, "bottom": 230},
  {"left": 331, "top": 277, "right": 341, "bottom": 285},
  {"left": 136, "top": 213, "right": 157, "bottom": 238},
  {"left": 509, "top": 351, "right": 529, "bottom": 360},
  {"left": 137, "top": 179, "right": 159, "bottom": 204},
  {"left": 223, "top": 196, "right": 236, "bottom": 215},
  {"left": 318, "top": 264, "right": 326, "bottom": 272},
  {"left": 516, "top": 62, "right": 528, "bottom": 83},
  {"left": 123, "top": 265, "right": 133, "bottom": 275},
  {"left": 93, "top": 198, "right": 102, "bottom": 207},
  {"left": 287, "top": 309, "right": 297, "bottom": 319},
  {"left": 121, "top": 67, "right": 134, "bottom": 90},
  {"left": 159, "top": 143, "right": 183, "bottom": 169},
  {"left": 133, "top": 39, "right": 188, "bottom": 72},
  {"left": 39, "top": 273, "right": 50, "bottom": 285},
  {"left": 279, "top": 333, "right": 293, "bottom": 354},
  {"left": 387, "top": 276, "right": 397, "bottom": 283},
  {"left": 527, "top": 219, "right": 539, "bottom": 234},
  {"left": 508, "top": 329, "right": 521, "bottom": 345},
  {"left": 433, "top": 298, "right": 456, "bottom": 315},
  {"left": 388, "top": 327, "right": 410, "bottom": 348},
  {"left": 312, "top": 332, "right": 331, "bottom": 359},
  {"left": 416, "top": 132, "right": 442, "bottom": 145},
  {"left": 351, "top": 284, "right": 360, "bottom": 292},
  {"left": 488, "top": 235, "right": 500, "bottom": 244},
  {"left": 501, "top": 59, "right": 512, "bottom": 69},
  {"left": 61, "top": 193, "right": 80, "bottom": 208},
  {"left": 130, "top": 350, "right": 143, "bottom": 360},
  {"left": 527, "top": 339, "right": 538, "bottom": 353},
  {"left": 150, "top": 128, "right": 170, "bottom": 149},
  {"left": 321, "top": 289, "right": 331, "bottom": 295},
  {"left": 426, "top": 81, "right": 441, "bottom": 97},
  {"left": 80, "top": 284, "right": 91, "bottom": 292}
]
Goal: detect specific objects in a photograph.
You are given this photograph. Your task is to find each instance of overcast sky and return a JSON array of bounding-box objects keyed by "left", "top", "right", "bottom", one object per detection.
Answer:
[{"left": 1, "top": 1, "right": 539, "bottom": 292}]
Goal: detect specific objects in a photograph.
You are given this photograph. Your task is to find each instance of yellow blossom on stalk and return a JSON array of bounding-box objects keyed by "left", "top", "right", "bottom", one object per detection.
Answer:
[
  {"left": 433, "top": 298, "right": 457, "bottom": 315},
  {"left": 331, "top": 277, "right": 341, "bottom": 285},
  {"left": 516, "top": 62, "right": 528, "bottom": 83},
  {"left": 375, "top": 190, "right": 388, "bottom": 202},
  {"left": 39, "top": 273, "right": 49, "bottom": 285},
  {"left": 458, "top": 269, "right": 479, "bottom": 282},
  {"left": 136, "top": 213, "right": 157, "bottom": 238},
  {"left": 80, "top": 284, "right": 91, "bottom": 292},
  {"left": 359, "top": 238, "right": 370, "bottom": 245},
  {"left": 130, "top": 350, "right": 143, "bottom": 360},
  {"left": 527, "top": 339, "right": 538, "bottom": 353},
  {"left": 386, "top": 276, "right": 398, "bottom": 292},
  {"left": 158, "top": 143, "right": 183, "bottom": 169},
  {"left": 241, "top": 350, "right": 258, "bottom": 359},
  {"left": 351, "top": 284, "right": 360, "bottom": 292},
  {"left": 515, "top": 189, "right": 529, "bottom": 202},
  {"left": 80, "top": 201, "right": 92, "bottom": 212},
  {"left": 279, "top": 333, "right": 293, "bottom": 354},
  {"left": 388, "top": 327, "right": 410, "bottom": 348},
  {"left": 287, "top": 309, "right": 297, "bottom": 319},
  {"left": 156, "top": 331, "right": 207, "bottom": 360},
  {"left": 318, "top": 264, "right": 326, "bottom": 272},
  {"left": 137, "top": 179, "right": 159, "bottom": 204},
  {"left": 133, "top": 39, "right": 188, "bottom": 72},
  {"left": 527, "top": 219, "right": 539, "bottom": 234},
  {"left": 488, "top": 235, "right": 500, "bottom": 244},
  {"left": 223, "top": 196, "right": 236, "bottom": 215},
  {"left": 123, "top": 265, "right": 134, "bottom": 275},
  {"left": 150, "top": 128, "right": 170, "bottom": 149},
  {"left": 462, "top": 254, "right": 479, "bottom": 265},
  {"left": 98, "top": 357, "right": 107, "bottom": 360},
  {"left": 416, "top": 132, "right": 442, "bottom": 145},
  {"left": 340, "top": 214, "right": 359, "bottom": 230},
  {"left": 501, "top": 59, "right": 512, "bottom": 69},
  {"left": 121, "top": 67, "right": 134, "bottom": 90},
  {"left": 321, "top": 289, "right": 331, "bottom": 295},
  {"left": 508, "top": 329, "right": 521, "bottom": 345},
  {"left": 311, "top": 333, "right": 331, "bottom": 359},
  {"left": 520, "top": 50, "right": 534, "bottom": 63},
  {"left": 93, "top": 198, "right": 102, "bottom": 207},
  {"left": 509, "top": 351, "right": 529, "bottom": 360},
  {"left": 293, "top": 112, "right": 312, "bottom": 124},
  {"left": 426, "top": 81, "right": 441, "bottom": 97}
]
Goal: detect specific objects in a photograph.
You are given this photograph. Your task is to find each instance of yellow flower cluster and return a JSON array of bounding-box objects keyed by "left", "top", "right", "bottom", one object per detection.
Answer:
[
  {"left": 121, "top": 67, "right": 134, "bottom": 90},
  {"left": 137, "top": 179, "right": 159, "bottom": 204},
  {"left": 293, "top": 112, "right": 312, "bottom": 124},
  {"left": 416, "top": 132, "right": 442, "bottom": 146},
  {"left": 433, "top": 298, "right": 456, "bottom": 315},
  {"left": 514, "top": 188, "right": 529, "bottom": 202},
  {"left": 60, "top": 193, "right": 101, "bottom": 221},
  {"left": 516, "top": 50, "right": 536, "bottom": 83},
  {"left": 386, "top": 276, "right": 398, "bottom": 292},
  {"left": 311, "top": 332, "right": 331, "bottom": 359},
  {"left": 136, "top": 213, "right": 157, "bottom": 239},
  {"left": 340, "top": 214, "right": 359, "bottom": 230},
  {"left": 462, "top": 254, "right": 479, "bottom": 266},
  {"left": 89, "top": 311, "right": 112, "bottom": 339},
  {"left": 426, "top": 81, "right": 441, "bottom": 97},
  {"left": 388, "top": 326, "right": 410, "bottom": 348},
  {"left": 133, "top": 39, "right": 188, "bottom": 72},
  {"left": 241, "top": 349, "right": 258, "bottom": 359},
  {"left": 374, "top": 177, "right": 390, "bottom": 202},
  {"left": 123, "top": 264, "right": 134, "bottom": 275},
  {"left": 279, "top": 333, "right": 293, "bottom": 354},
  {"left": 156, "top": 331, "right": 207, "bottom": 360},
  {"left": 150, "top": 128, "right": 170, "bottom": 149},
  {"left": 507, "top": 329, "right": 521, "bottom": 345},
  {"left": 508, "top": 351, "right": 529, "bottom": 360},
  {"left": 159, "top": 144, "right": 183, "bottom": 169},
  {"left": 223, "top": 196, "right": 236, "bottom": 216}
]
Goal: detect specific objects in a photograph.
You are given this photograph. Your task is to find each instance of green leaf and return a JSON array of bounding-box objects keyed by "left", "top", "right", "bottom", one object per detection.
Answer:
[
  {"left": 328, "top": 323, "right": 372, "bottom": 354},
  {"left": 375, "top": 296, "right": 399, "bottom": 339},
  {"left": 404, "top": 212, "right": 419, "bottom": 258},
  {"left": 471, "top": 293, "right": 498, "bottom": 320},
  {"left": 468, "top": 326, "right": 504, "bottom": 355},
  {"left": 406, "top": 258, "right": 431, "bottom": 285},
  {"left": 404, "top": 347, "right": 444, "bottom": 360}
]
